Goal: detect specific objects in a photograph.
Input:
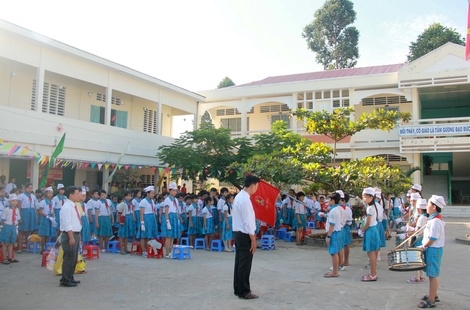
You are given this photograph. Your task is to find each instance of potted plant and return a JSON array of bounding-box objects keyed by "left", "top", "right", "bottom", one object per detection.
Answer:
[{"left": 423, "top": 155, "right": 433, "bottom": 175}]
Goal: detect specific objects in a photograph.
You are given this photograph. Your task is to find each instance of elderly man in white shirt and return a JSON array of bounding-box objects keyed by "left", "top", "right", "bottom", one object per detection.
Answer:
[
  {"left": 232, "top": 175, "right": 260, "bottom": 300},
  {"left": 59, "top": 186, "right": 82, "bottom": 288}
]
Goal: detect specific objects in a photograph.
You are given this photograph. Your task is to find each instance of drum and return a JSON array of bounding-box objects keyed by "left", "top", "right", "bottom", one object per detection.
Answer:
[{"left": 387, "top": 247, "right": 426, "bottom": 271}]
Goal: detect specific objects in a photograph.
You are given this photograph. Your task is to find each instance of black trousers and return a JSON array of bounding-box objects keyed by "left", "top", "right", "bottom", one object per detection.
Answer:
[
  {"left": 61, "top": 232, "right": 80, "bottom": 283},
  {"left": 233, "top": 232, "right": 253, "bottom": 297}
]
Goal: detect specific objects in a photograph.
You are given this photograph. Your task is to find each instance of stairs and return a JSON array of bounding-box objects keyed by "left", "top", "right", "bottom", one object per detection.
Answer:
[{"left": 442, "top": 206, "right": 470, "bottom": 218}]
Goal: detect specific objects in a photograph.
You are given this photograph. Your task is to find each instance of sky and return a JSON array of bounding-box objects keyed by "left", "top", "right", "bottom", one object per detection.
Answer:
[{"left": 0, "top": 0, "right": 467, "bottom": 93}]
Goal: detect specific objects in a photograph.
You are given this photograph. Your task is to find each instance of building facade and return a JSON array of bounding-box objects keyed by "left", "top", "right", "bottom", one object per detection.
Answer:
[
  {"left": 199, "top": 43, "right": 470, "bottom": 203},
  {"left": 0, "top": 20, "right": 204, "bottom": 191}
]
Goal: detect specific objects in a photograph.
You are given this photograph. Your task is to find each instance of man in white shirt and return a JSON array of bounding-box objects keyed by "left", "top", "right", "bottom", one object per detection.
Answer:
[
  {"left": 5, "top": 177, "right": 16, "bottom": 196},
  {"left": 232, "top": 175, "right": 260, "bottom": 300},
  {"left": 59, "top": 186, "right": 82, "bottom": 288}
]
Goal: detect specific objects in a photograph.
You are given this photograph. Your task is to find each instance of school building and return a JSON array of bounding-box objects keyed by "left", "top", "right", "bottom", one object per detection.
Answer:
[
  {"left": 0, "top": 20, "right": 203, "bottom": 192},
  {"left": 198, "top": 42, "right": 470, "bottom": 205},
  {"left": 1, "top": 19, "right": 470, "bottom": 206}
]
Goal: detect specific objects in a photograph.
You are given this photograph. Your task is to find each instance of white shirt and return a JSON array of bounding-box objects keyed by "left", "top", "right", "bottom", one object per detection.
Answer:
[
  {"left": 325, "top": 205, "right": 343, "bottom": 232},
  {"left": 422, "top": 214, "right": 445, "bottom": 248},
  {"left": 217, "top": 197, "right": 226, "bottom": 211},
  {"left": 366, "top": 204, "right": 378, "bottom": 227},
  {"left": 187, "top": 203, "right": 198, "bottom": 217},
  {"left": 415, "top": 213, "right": 428, "bottom": 237},
  {"left": 294, "top": 201, "right": 306, "bottom": 214},
  {"left": 345, "top": 206, "right": 353, "bottom": 225},
  {"left": 163, "top": 196, "right": 178, "bottom": 213},
  {"left": 39, "top": 199, "right": 54, "bottom": 216},
  {"left": 232, "top": 189, "right": 256, "bottom": 235},
  {"left": 5, "top": 183, "right": 16, "bottom": 195},
  {"left": 0, "top": 197, "right": 7, "bottom": 218},
  {"left": 117, "top": 200, "right": 133, "bottom": 215},
  {"left": 1, "top": 206, "right": 21, "bottom": 225},
  {"left": 86, "top": 199, "right": 99, "bottom": 215},
  {"left": 223, "top": 203, "right": 232, "bottom": 218},
  {"left": 201, "top": 206, "right": 213, "bottom": 219},
  {"left": 139, "top": 197, "right": 156, "bottom": 215},
  {"left": 95, "top": 199, "right": 112, "bottom": 216},
  {"left": 376, "top": 201, "right": 384, "bottom": 221},
  {"left": 283, "top": 197, "right": 294, "bottom": 209},
  {"left": 132, "top": 198, "right": 141, "bottom": 212},
  {"left": 18, "top": 192, "right": 37, "bottom": 209},
  {"left": 60, "top": 199, "right": 82, "bottom": 232},
  {"left": 52, "top": 195, "right": 66, "bottom": 210}
]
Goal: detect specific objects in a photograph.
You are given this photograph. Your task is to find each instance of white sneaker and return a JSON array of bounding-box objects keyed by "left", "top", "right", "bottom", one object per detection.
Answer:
[
  {"left": 142, "top": 252, "right": 148, "bottom": 258},
  {"left": 329, "top": 266, "right": 346, "bottom": 271}
]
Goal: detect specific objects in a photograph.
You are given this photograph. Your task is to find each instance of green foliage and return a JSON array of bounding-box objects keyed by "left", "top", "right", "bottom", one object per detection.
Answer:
[
  {"left": 295, "top": 107, "right": 411, "bottom": 163},
  {"left": 201, "top": 111, "right": 212, "bottom": 124},
  {"left": 217, "top": 76, "right": 236, "bottom": 89},
  {"left": 302, "top": 0, "right": 359, "bottom": 69},
  {"left": 407, "top": 23, "right": 464, "bottom": 62},
  {"left": 303, "top": 157, "right": 412, "bottom": 197},
  {"left": 156, "top": 122, "right": 250, "bottom": 189}
]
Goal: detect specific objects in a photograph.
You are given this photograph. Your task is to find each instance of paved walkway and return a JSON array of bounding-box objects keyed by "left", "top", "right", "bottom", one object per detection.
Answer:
[{"left": 0, "top": 218, "right": 469, "bottom": 310}]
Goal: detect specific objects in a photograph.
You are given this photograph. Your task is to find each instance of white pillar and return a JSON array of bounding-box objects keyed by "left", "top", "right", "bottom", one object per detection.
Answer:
[
  {"left": 157, "top": 89, "right": 162, "bottom": 135},
  {"left": 411, "top": 88, "right": 420, "bottom": 121},
  {"left": 102, "top": 169, "right": 109, "bottom": 192},
  {"left": 35, "top": 66, "right": 45, "bottom": 112},
  {"left": 30, "top": 159, "right": 40, "bottom": 189},
  {"left": 291, "top": 93, "right": 297, "bottom": 132},
  {"left": 105, "top": 74, "right": 113, "bottom": 126},
  {"left": 240, "top": 98, "right": 248, "bottom": 136}
]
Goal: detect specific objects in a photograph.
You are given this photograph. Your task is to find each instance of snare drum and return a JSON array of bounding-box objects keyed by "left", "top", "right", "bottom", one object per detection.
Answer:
[{"left": 388, "top": 247, "right": 426, "bottom": 271}]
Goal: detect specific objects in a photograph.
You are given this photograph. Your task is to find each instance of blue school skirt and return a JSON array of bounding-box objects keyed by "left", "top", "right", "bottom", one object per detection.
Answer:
[
  {"left": 38, "top": 215, "right": 56, "bottom": 238},
  {"left": 54, "top": 209, "right": 61, "bottom": 229},
  {"left": 98, "top": 216, "right": 113, "bottom": 237},
  {"left": 425, "top": 247, "right": 443, "bottom": 277},
  {"left": 141, "top": 213, "right": 158, "bottom": 239},
  {"left": 222, "top": 216, "right": 233, "bottom": 241},
  {"left": 134, "top": 210, "right": 140, "bottom": 228},
  {"left": 19, "top": 208, "right": 37, "bottom": 232},
  {"left": 187, "top": 215, "right": 200, "bottom": 235},
  {"left": 0, "top": 224, "right": 17, "bottom": 243},
  {"left": 165, "top": 212, "right": 180, "bottom": 239},
  {"left": 81, "top": 215, "right": 91, "bottom": 242},
  {"left": 287, "top": 208, "right": 294, "bottom": 226},
  {"left": 376, "top": 220, "right": 386, "bottom": 247},
  {"left": 343, "top": 225, "right": 352, "bottom": 246},
  {"left": 118, "top": 214, "right": 136, "bottom": 238},
  {"left": 328, "top": 230, "right": 343, "bottom": 255},
  {"left": 212, "top": 208, "right": 219, "bottom": 229},
  {"left": 362, "top": 225, "right": 380, "bottom": 252},
  {"left": 292, "top": 213, "right": 306, "bottom": 230},
  {"left": 202, "top": 217, "right": 215, "bottom": 235}
]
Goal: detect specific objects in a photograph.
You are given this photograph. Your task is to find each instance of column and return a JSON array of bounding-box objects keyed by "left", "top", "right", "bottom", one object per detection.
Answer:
[
  {"left": 102, "top": 169, "right": 109, "bottom": 192},
  {"left": 30, "top": 159, "right": 40, "bottom": 190},
  {"left": 240, "top": 98, "right": 248, "bottom": 136},
  {"left": 290, "top": 93, "right": 297, "bottom": 132},
  {"left": 157, "top": 89, "right": 163, "bottom": 135},
  {"left": 35, "top": 66, "right": 45, "bottom": 112},
  {"left": 105, "top": 73, "right": 113, "bottom": 126}
]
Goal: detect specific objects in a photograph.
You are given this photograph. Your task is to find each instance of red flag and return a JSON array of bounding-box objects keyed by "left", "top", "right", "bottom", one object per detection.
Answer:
[
  {"left": 250, "top": 180, "right": 280, "bottom": 227},
  {"left": 466, "top": 1, "right": 470, "bottom": 60}
]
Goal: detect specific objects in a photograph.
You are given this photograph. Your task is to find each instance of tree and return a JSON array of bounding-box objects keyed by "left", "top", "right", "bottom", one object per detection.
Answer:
[
  {"left": 156, "top": 122, "right": 251, "bottom": 189},
  {"left": 217, "top": 76, "right": 235, "bottom": 89},
  {"left": 407, "top": 23, "right": 465, "bottom": 62},
  {"left": 302, "top": 0, "right": 359, "bottom": 70},
  {"left": 201, "top": 111, "right": 212, "bottom": 124},
  {"left": 295, "top": 107, "right": 411, "bottom": 163}
]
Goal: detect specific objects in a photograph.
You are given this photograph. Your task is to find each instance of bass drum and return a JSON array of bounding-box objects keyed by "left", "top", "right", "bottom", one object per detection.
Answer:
[{"left": 388, "top": 248, "right": 426, "bottom": 272}]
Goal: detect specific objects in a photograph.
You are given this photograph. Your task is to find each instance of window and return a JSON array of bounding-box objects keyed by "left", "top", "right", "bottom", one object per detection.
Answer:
[
  {"left": 90, "top": 105, "right": 128, "bottom": 128},
  {"left": 141, "top": 175, "right": 155, "bottom": 185},
  {"left": 215, "top": 108, "right": 241, "bottom": 116},
  {"left": 271, "top": 114, "right": 290, "bottom": 127},
  {"left": 143, "top": 108, "right": 158, "bottom": 134},
  {"left": 361, "top": 95, "right": 410, "bottom": 106},
  {"left": 260, "top": 104, "right": 290, "bottom": 113},
  {"left": 30, "top": 80, "right": 66, "bottom": 116},
  {"left": 220, "top": 117, "right": 249, "bottom": 132},
  {"left": 96, "top": 93, "right": 124, "bottom": 105}
]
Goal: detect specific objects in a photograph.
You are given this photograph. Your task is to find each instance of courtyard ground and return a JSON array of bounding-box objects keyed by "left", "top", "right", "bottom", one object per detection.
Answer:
[{"left": 0, "top": 218, "right": 469, "bottom": 310}]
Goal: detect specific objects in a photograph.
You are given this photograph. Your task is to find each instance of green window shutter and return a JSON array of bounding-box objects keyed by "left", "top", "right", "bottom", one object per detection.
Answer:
[
  {"left": 116, "top": 110, "right": 128, "bottom": 128},
  {"left": 90, "top": 105, "right": 101, "bottom": 123}
]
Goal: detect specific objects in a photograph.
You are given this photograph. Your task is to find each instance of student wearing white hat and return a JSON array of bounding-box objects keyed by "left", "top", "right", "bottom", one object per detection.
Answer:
[
  {"left": 0, "top": 194, "right": 20, "bottom": 264},
  {"left": 139, "top": 186, "right": 158, "bottom": 257},
  {"left": 360, "top": 187, "right": 380, "bottom": 282},
  {"left": 52, "top": 184, "right": 66, "bottom": 229},
  {"left": 38, "top": 187, "right": 57, "bottom": 253},
  {"left": 417, "top": 195, "right": 446, "bottom": 308},
  {"left": 407, "top": 198, "right": 428, "bottom": 284},
  {"left": 162, "top": 182, "right": 180, "bottom": 258}
]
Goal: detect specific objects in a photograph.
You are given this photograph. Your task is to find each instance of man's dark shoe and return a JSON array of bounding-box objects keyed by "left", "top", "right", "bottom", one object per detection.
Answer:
[
  {"left": 238, "top": 292, "right": 259, "bottom": 300},
  {"left": 59, "top": 281, "right": 77, "bottom": 287},
  {"left": 71, "top": 279, "right": 81, "bottom": 284}
]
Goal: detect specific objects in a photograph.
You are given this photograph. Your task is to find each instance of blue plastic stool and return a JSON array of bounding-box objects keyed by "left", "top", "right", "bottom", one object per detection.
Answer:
[
  {"left": 172, "top": 245, "right": 191, "bottom": 260},
  {"left": 180, "top": 237, "right": 190, "bottom": 246},
  {"left": 210, "top": 239, "right": 224, "bottom": 252},
  {"left": 194, "top": 238, "right": 206, "bottom": 250},
  {"left": 307, "top": 221, "right": 315, "bottom": 229},
  {"left": 26, "top": 241, "right": 40, "bottom": 254},
  {"left": 261, "top": 235, "right": 276, "bottom": 250},
  {"left": 276, "top": 228, "right": 286, "bottom": 239},
  {"left": 283, "top": 232, "right": 295, "bottom": 242},
  {"left": 106, "top": 240, "right": 120, "bottom": 254},
  {"left": 45, "top": 242, "right": 55, "bottom": 251}
]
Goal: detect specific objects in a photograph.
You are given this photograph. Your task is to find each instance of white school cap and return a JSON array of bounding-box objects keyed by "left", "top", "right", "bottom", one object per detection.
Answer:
[
  {"left": 144, "top": 186, "right": 154, "bottom": 193},
  {"left": 335, "top": 190, "right": 345, "bottom": 199},
  {"left": 429, "top": 195, "right": 446, "bottom": 209},
  {"left": 411, "top": 184, "right": 422, "bottom": 192},
  {"left": 8, "top": 194, "right": 19, "bottom": 201},
  {"left": 410, "top": 193, "right": 421, "bottom": 201},
  {"left": 168, "top": 182, "right": 178, "bottom": 190},
  {"left": 362, "top": 187, "right": 375, "bottom": 196},
  {"left": 57, "top": 184, "right": 65, "bottom": 190},
  {"left": 417, "top": 198, "right": 427, "bottom": 209},
  {"left": 374, "top": 187, "right": 382, "bottom": 195},
  {"left": 45, "top": 187, "right": 53, "bottom": 192}
]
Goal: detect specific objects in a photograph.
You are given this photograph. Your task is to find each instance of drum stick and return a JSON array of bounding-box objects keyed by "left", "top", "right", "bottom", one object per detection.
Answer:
[{"left": 394, "top": 225, "right": 426, "bottom": 250}]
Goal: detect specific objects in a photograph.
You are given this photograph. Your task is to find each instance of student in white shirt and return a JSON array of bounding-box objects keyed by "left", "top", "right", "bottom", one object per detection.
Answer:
[
  {"left": 0, "top": 194, "right": 21, "bottom": 264},
  {"left": 17, "top": 183, "right": 38, "bottom": 254},
  {"left": 232, "top": 175, "right": 260, "bottom": 300},
  {"left": 37, "top": 187, "right": 57, "bottom": 253},
  {"left": 95, "top": 190, "right": 114, "bottom": 252}
]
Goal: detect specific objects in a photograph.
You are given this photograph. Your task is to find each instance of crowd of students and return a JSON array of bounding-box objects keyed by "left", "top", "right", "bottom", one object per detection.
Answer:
[{"left": 0, "top": 180, "right": 446, "bottom": 308}]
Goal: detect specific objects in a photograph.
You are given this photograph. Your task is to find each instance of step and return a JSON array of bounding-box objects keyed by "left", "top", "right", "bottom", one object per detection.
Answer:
[{"left": 442, "top": 206, "right": 470, "bottom": 218}]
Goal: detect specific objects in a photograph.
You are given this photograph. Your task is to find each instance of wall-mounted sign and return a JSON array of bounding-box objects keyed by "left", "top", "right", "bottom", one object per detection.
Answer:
[{"left": 399, "top": 123, "right": 470, "bottom": 137}]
